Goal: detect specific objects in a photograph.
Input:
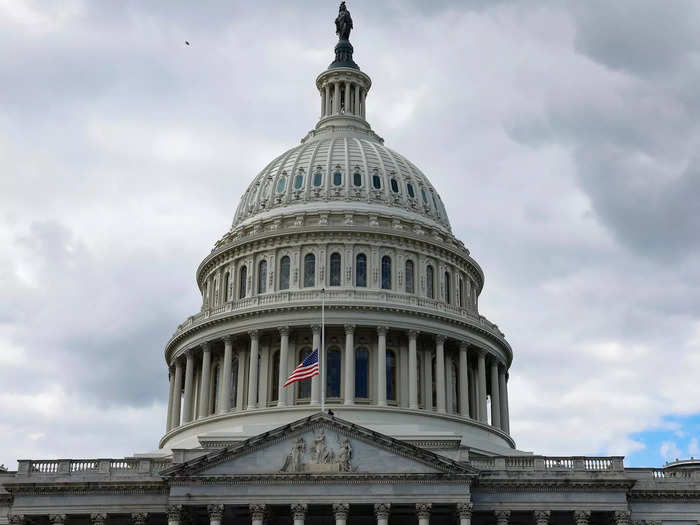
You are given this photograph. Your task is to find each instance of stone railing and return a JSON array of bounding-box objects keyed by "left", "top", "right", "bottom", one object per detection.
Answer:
[
  {"left": 471, "top": 455, "right": 625, "bottom": 472},
  {"left": 16, "top": 458, "right": 172, "bottom": 478},
  {"left": 171, "top": 289, "right": 504, "bottom": 342},
  {"left": 626, "top": 468, "right": 700, "bottom": 481}
]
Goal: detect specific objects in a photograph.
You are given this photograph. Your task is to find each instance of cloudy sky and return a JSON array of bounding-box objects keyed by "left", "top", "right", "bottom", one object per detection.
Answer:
[{"left": 1, "top": 0, "right": 699, "bottom": 469}]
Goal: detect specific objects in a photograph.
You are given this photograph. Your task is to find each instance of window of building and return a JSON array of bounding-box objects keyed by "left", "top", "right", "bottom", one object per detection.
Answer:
[
  {"left": 239, "top": 265, "right": 247, "bottom": 298},
  {"left": 270, "top": 351, "right": 280, "bottom": 403},
  {"left": 417, "top": 355, "right": 423, "bottom": 408},
  {"left": 355, "top": 253, "right": 367, "bottom": 287},
  {"left": 297, "top": 348, "right": 312, "bottom": 400},
  {"left": 258, "top": 260, "right": 267, "bottom": 294},
  {"left": 459, "top": 277, "right": 464, "bottom": 308},
  {"left": 407, "top": 183, "right": 415, "bottom": 198},
  {"left": 211, "top": 364, "right": 219, "bottom": 415},
  {"left": 330, "top": 252, "right": 341, "bottom": 286},
  {"left": 278, "top": 256, "right": 290, "bottom": 290},
  {"left": 327, "top": 347, "right": 341, "bottom": 398},
  {"left": 313, "top": 170, "right": 323, "bottom": 187},
  {"left": 381, "top": 256, "right": 392, "bottom": 290},
  {"left": 432, "top": 194, "right": 440, "bottom": 216},
  {"left": 355, "top": 347, "right": 369, "bottom": 399},
  {"left": 451, "top": 360, "right": 459, "bottom": 414},
  {"left": 303, "top": 253, "right": 315, "bottom": 288},
  {"left": 390, "top": 178, "right": 399, "bottom": 193},
  {"left": 421, "top": 187, "right": 428, "bottom": 204},
  {"left": 426, "top": 264, "right": 434, "bottom": 299},
  {"left": 294, "top": 173, "right": 304, "bottom": 189},
  {"left": 431, "top": 354, "right": 437, "bottom": 409},
  {"left": 333, "top": 168, "right": 342, "bottom": 186},
  {"left": 444, "top": 271, "right": 451, "bottom": 304},
  {"left": 231, "top": 357, "right": 238, "bottom": 408},
  {"left": 223, "top": 272, "right": 230, "bottom": 302},
  {"left": 387, "top": 349, "right": 397, "bottom": 401},
  {"left": 353, "top": 170, "right": 362, "bottom": 187},
  {"left": 372, "top": 172, "right": 381, "bottom": 189},
  {"left": 277, "top": 175, "right": 287, "bottom": 193},
  {"left": 405, "top": 260, "right": 414, "bottom": 294}
]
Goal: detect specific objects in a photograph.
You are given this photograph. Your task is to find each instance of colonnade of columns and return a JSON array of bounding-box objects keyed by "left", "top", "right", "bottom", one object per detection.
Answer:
[
  {"left": 166, "top": 325, "right": 510, "bottom": 435},
  {"left": 320, "top": 79, "right": 365, "bottom": 118}
]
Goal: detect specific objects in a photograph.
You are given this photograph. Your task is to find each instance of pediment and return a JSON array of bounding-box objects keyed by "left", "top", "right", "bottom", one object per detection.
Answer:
[{"left": 163, "top": 413, "right": 477, "bottom": 478}]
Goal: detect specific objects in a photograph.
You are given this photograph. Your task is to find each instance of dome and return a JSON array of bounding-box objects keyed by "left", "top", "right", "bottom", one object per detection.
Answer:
[{"left": 231, "top": 135, "right": 452, "bottom": 234}]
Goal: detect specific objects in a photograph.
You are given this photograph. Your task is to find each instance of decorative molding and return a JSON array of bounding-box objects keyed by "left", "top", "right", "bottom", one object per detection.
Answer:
[
  {"left": 249, "top": 504, "right": 267, "bottom": 521},
  {"left": 291, "top": 504, "right": 307, "bottom": 520},
  {"left": 374, "top": 503, "right": 391, "bottom": 519},
  {"left": 91, "top": 513, "right": 107, "bottom": 525},
  {"left": 332, "top": 503, "right": 349, "bottom": 520},
  {"left": 456, "top": 502, "right": 473, "bottom": 519},
  {"left": 494, "top": 510, "right": 511, "bottom": 525},
  {"left": 131, "top": 513, "right": 148, "bottom": 525},
  {"left": 49, "top": 515, "right": 66, "bottom": 525},
  {"left": 573, "top": 510, "right": 591, "bottom": 525},
  {"left": 206, "top": 505, "right": 224, "bottom": 521},
  {"left": 167, "top": 505, "right": 182, "bottom": 521},
  {"left": 415, "top": 503, "right": 432, "bottom": 519},
  {"left": 533, "top": 510, "right": 551, "bottom": 525}
]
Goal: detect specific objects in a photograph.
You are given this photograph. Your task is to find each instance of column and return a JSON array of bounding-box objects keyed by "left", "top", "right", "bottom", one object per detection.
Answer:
[
  {"left": 220, "top": 336, "right": 233, "bottom": 413},
  {"left": 207, "top": 506, "right": 224, "bottom": 525},
  {"left": 132, "top": 514, "right": 148, "bottom": 525},
  {"left": 490, "top": 359, "right": 501, "bottom": 429},
  {"left": 344, "top": 81, "right": 350, "bottom": 113},
  {"left": 182, "top": 350, "right": 195, "bottom": 423},
  {"left": 377, "top": 326, "right": 388, "bottom": 406},
  {"left": 459, "top": 343, "right": 469, "bottom": 418},
  {"left": 424, "top": 349, "right": 433, "bottom": 410},
  {"left": 333, "top": 503, "right": 349, "bottom": 525},
  {"left": 311, "top": 325, "right": 321, "bottom": 406},
  {"left": 320, "top": 88, "right": 326, "bottom": 116},
  {"left": 360, "top": 88, "right": 365, "bottom": 118},
  {"left": 171, "top": 360, "right": 183, "bottom": 427},
  {"left": 166, "top": 368, "right": 175, "bottom": 431},
  {"left": 573, "top": 511, "right": 591, "bottom": 525},
  {"left": 278, "top": 327, "right": 289, "bottom": 407},
  {"left": 457, "top": 503, "right": 473, "bottom": 525},
  {"left": 499, "top": 366, "right": 510, "bottom": 433},
  {"left": 249, "top": 504, "right": 267, "bottom": 525},
  {"left": 408, "top": 330, "right": 419, "bottom": 409},
  {"left": 354, "top": 84, "right": 360, "bottom": 116},
  {"left": 435, "top": 336, "right": 446, "bottom": 413},
  {"left": 291, "top": 504, "right": 307, "bottom": 525},
  {"left": 494, "top": 511, "right": 510, "bottom": 525},
  {"left": 247, "top": 330, "right": 259, "bottom": 409},
  {"left": 325, "top": 85, "right": 331, "bottom": 116},
  {"left": 333, "top": 82, "right": 341, "bottom": 114},
  {"left": 198, "top": 342, "right": 212, "bottom": 418},
  {"left": 374, "top": 503, "right": 391, "bottom": 525},
  {"left": 477, "top": 349, "right": 488, "bottom": 422},
  {"left": 91, "top": 513, "right": 107, "bottom": 525},
  {"left": 534, "top": 511, "right": 550, "bottom": 525},
  {"left": 167, "top": 506, "right": 182, "bottom": 525},
  {"left": 445, "top": 352, "right": 454, "bottom": 413},
  {"left": 236, "top": 347, "right": 246, "bottom": 410},
  {"left": 416, "top": 504, "right": 432, "bottom": 525},
  {"left": 344, "top": 324, "right": 355, "bottom": 405}
]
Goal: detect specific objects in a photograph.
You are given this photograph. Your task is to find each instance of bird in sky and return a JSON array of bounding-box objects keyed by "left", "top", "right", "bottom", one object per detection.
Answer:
[{"left": 185, "top": 41, "right": 190, "bottom": 46}]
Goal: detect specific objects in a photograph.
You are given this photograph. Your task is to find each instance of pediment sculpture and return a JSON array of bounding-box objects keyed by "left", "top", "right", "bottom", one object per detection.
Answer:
[{"left": 280, "top": 429, "right": 354, "bottom": 473}]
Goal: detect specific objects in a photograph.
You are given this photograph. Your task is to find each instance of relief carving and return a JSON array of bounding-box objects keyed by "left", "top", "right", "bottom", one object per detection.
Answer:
[{"left": 280, "top": 430, "right": 354, "bottom": 473}]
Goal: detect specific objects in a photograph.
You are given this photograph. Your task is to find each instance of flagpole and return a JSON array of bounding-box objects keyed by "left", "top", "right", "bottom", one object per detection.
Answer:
[{"left": 321, "top": 288, "right": 326, "bottom": 413}]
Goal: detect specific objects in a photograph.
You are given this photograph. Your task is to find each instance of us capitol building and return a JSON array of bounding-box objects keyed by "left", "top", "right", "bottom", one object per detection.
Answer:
[{"left": 1, "top": 4, "right": 698, "bottom": 525}]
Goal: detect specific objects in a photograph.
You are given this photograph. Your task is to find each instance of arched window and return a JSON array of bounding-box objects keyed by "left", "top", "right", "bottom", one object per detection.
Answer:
[
  {"left": 381, "top": 256, "right": 392, "bottom": 290},
  {"left": 390, "top": 178, "right": 399, "bottom": 193},
  {"left": 355, "top": 347, "right": 369, "bottom": 399},
  {"left": 405, "top": 260, "right": 414, "bottom": 294},
  {"left": 303, "top": 254, "right": 315, "bottom": 287},
  {"left": 327, "top": 347, "right": 341, "bottom": 398},
  {"left": 386, "top": 349, "right": 397, "bottom": 401},
  {"left": 426, "top": 264, "right": 434, "bottom": 299},
  {"left": 231, "top": 357, "right": 239, "bottom": 408},
  {"left": 330, "top": 252, "right": 341, "bottom": 286},
  {"left": 444, "top": 271, "right": 451, "bottom": 304},
  {"left": 223, "top": 272, "right": 230, "bottom": 302},
  {"left": 459, "top": 277, "right": 464, "bottom": 308},
  {"left": 294, "top": 171, "right": 304, "bottom": 189},
  {"left": 258, "top": 260, "right": 267, "bottom": 294},
  {"left": 417, "top": 355, "right": 423, "bottom": 408},
  {"left": 355, "top": 253, "right": 367, "bottom": 287},
  {"left": 277, "top": 176, "right": 287, "bottom": 193},
  {"left": 431, "top": 354, "right": 437, "bottom": 409},
  {"left": 421, "top": 187, "right": 428, "bottom": 204},
  {"left": 279, "top": 256, "right": 290, "bottom": 290},
  {"left": 353, "top": 170, "right": 362, "bottom": 187},
  {"left": 297, "top": 348, "right": 312, "bottom": 400},
  {"left": 432, "top": 194, "right": 440, "bottom": 216},
  {"left": 211, "top": 364, "right": 219, "bottom": 414},
  {"left": 270, "top": 351, "right": 280, "bottom": 403},
  {"left": 333, "top": 169, "right": 342, "bottom": 186},
  {"left": 451, "top": 360, "right": 459, "bottom": 414},
  {"left": 407, "top": 183, "right": 415, "bottom": 198},
  {"left": 313, "top": 170, "right": 323, "bottom": 187},
  {"left": 372, "top": 172, "right": 381, "bottom": 189},
  {"left": 239, "top": 265, "right": 247, "bottom": 298}
]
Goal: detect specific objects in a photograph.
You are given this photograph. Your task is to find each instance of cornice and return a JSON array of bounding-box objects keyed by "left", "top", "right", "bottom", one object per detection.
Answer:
[
  {"left": 475, "top": 478, "right": 636, "bottom": 492},
  {"left": 169, "top": 473, "right": 472, "bottom": 486},
  {"left": 3, "top": 481, "right": 168, "bottom": 497},
  {"left": 629, "top": 488, "right": 700, "bottom": 501}
]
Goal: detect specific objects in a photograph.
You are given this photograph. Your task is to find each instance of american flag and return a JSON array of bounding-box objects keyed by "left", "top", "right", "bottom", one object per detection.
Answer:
[{"left": 283, "top": 348, "right": 319, "bottom": 387}]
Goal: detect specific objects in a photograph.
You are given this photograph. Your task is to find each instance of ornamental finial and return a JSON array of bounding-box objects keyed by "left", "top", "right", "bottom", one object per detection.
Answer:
[
  {"left": 335, "top": 2, "right": 353, "bottom": 41},
  {"left": 329, "top": 2, "right": 358, "bottom": 69}
]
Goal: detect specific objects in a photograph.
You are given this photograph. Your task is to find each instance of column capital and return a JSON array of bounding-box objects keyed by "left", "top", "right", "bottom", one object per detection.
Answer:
[
  {"left": 416, "top": 503, "right": 432, "bottom": 520},
  {"left": 291, "top": 503, "right": 308, "bottom": 520},
  {"left": 312, "top": 324, "right": 321, "bottom": 335},
  {"left": 132, "top": 513, "right": 149, "bottom": 525},
  {"left": 248, "top": 329, "right": 259, "bottom": 339},
  {"left": 222, "top": 334, "right": 233, "bottom": 344},
  {"left": 332, "top": 503, "right": 349, "bottom": 520},
  {"left": 573, "top": 511, "right": 591, "bottom": 525},
  {"left": 167, "top": 505, "right": 183, "bottom": 521},
  {"left": 207, "top": 505, "right": 224, "bottom": 521},
  {"left": 249, "top": 504, "right": 267, "bottom": 521},
  {"left": 91, "top": 514, "right": 107, "bottom": 525},
  {"left": 201, "top": 341, "right": 211, "bottom": 352},
  {"left": 459, "top": 341, "right": 469, "bottom": 351},
  {"left": 435, "top": 334, "right": 446, "bottom": 344},
  {"left": 279, "top": 326, "right": 290, "bottom": 336},
  {"left": 534, "top": 510, "right": 551, "bottom": 525},
  {"left": 377, "top": 326, "right": 389, "bottom": 336},
  {"left": 614, "top": 511, "right": 631, "bottom": 525},
  {"left": 475, "top": 347, "right": 488, "bottom": 357},
  {"left": 8, "top": 515, "right": 25, "bottom": 525},
  {"left": 457, "top": 502, "right": 473, "bottom": 519},
  {"left": 374, "top": 503, "right": 391, "bottom": 519},
  {"left": 49, "top": 516, "right": 66, "bottom": 525},
  {"left": 494, "top": 510, "right": 511, "bottom": 525},
  {"left": 408, "top": 329, "right": 419, "bottom": 339},
  {"left": 344, "top": 323, "right": 355, "bottom": 334}
]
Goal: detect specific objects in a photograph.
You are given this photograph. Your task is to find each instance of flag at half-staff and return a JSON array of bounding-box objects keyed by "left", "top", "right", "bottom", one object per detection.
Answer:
[{"left": 283, "top": 348, "right": 319, "bottom": 387}]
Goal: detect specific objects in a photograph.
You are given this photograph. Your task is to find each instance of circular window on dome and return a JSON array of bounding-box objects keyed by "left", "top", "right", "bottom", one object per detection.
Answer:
[
  {"left": 372, "top": 172, "right": 381, "bottom": 189},
  {"left": 333, "top": 167, "right": 342, "bottom": 186},
  {"left": 407, "top": 183, "right": 415, "bottom": 198},
  {"left": 390, "top": 177, "right": 400, "bottom": 193},
  {"left": 277, "top": 175, "right": 287, "bottom": 193},
  {"left": 313, "top": 169, "right": 323, "bottom": 187}
]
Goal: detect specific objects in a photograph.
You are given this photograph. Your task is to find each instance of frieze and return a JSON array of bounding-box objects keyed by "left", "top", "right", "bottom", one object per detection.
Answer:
[
  {"left": 4, "top": 481, "right": 169, "bottom": 496},
  {"left": 476, "top": 478, "right": 636, "bottom": 492}
]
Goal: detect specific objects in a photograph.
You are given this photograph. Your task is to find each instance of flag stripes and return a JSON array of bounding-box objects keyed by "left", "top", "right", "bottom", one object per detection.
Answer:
[{"left": 283, "top": 348, "right": 319, "bottom": 387}]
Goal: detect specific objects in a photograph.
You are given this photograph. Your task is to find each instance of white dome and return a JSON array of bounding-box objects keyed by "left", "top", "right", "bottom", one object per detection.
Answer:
[{"left": 231, "top": 134, "right": 452, "bottom": 233}]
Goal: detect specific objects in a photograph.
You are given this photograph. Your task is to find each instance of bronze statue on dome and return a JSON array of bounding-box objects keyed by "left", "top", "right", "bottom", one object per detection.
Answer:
[{"left": 335, "top": 2, "right": 353, "bottom": 41}]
